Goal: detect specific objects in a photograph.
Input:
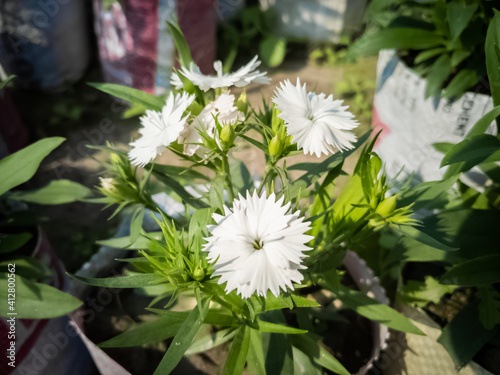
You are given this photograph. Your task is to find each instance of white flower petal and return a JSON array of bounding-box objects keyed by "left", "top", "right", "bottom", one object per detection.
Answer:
[
  {"left": 203, "top": 191, "right": 312, "bottom": 298},
  {"left": 171, "top": 55, "right": 270, "bottom": 92},
  {"left": 272, "top": 78, "right": 359, "bottom": 158},
  {"left": 129, "top": 92, "right": 195, "bottom": 166},
  {"left": 180, "top": 93, "right": 244, "bottom": 156}
]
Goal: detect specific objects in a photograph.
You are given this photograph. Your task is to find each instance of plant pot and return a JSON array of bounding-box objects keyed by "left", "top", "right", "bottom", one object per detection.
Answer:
[
  {"left": 92, "top": 0, "right": 216, "bottom": 95},
  {"left": 259, "top": 0, "right": 367, "bottom": 43},
  {"left": 0, "top": 228, "right": 95, "bottom": 375},
  {"left": 0, "top": 0, "right": 91, "bottom": 91},
  {"left": 372, "top": 49, "right": 496, "bottom": 184}
]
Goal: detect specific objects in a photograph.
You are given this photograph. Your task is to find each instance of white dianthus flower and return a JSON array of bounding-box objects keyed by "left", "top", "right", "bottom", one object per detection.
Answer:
[
  {"left": 128, "top": 92, "right": 195, "bottom": 166},
  {"left": 273, "top": 78, "right": 359, "bottom": 157},
  {"left": 181, "top": 93, "right": 244, "bottom": 156},
  {"left": 203, "top": 191, "right": 313, "bottom": 298},
  {"left": 171, "top": 55, "right": 270, "bottom": 92}
]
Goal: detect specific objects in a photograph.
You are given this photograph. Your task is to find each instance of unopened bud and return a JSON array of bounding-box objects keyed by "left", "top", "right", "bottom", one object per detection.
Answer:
[
  {"left": 220, "top": 123, "right": 235, "bottom": 149},
  {"left": 269, "top": 135, "right": 284, "bottom": 158},
  {"left": 375, "top": 195, "right": 397, "bottom": 218},
  {"left": 236, "top": 90, "right": 248, "bottom": 114},
  {"left": 193, "top": 267, "right": 205, "bottom": 281}
]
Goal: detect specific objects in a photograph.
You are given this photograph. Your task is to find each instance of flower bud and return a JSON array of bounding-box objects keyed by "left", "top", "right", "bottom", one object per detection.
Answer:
[
  {"left": 236, "top": 90, "right": 248, "bottom": 114},
  {"left": 375, "top": 195, "right": 397, "bottom": 218},
  {"left": 192, "top": 267, "right": 205, "bottom": 281},
  {"left": 220, "top": 123, "right": 236, "bottom": 149},
  {"left": 269, "top": 135, "right": 284, "bottom": 158}
]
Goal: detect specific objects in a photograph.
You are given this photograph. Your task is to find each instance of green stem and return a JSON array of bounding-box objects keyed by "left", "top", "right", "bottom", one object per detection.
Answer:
[
  {"left": 257, "top": 164, "right": 277, "bottom": 196},
  {"left": 221, "top": 154, "right": 235, "bottom": 202}
]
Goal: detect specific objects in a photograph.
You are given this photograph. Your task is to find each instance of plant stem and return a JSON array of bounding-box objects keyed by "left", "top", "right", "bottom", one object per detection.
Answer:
[
  {"left": 221, "top": 154, "right": 235, "bottom": 202},
  {"left": 257, "top": 164, "right": 276, "bottom": 196}
]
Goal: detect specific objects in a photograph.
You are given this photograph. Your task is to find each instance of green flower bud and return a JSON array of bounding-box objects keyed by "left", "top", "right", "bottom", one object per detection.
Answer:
[
  {"left": 375, "top": 195, "right": 397, "bottom": 218},
  {"left": 269, "top": 135, "right": 284, "bottom": 158},
  {"left": 192, "top": 267, "right": 205, "bottom": 281},
  {"left": 220, "top": 123, "right": 236, "bottom": 150},
  {"left": 236, "top": 90, "right": 248, "bottom": 114}
]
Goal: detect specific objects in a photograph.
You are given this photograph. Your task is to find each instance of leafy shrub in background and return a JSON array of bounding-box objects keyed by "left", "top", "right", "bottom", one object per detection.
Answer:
[{"left": 349, "top": 0, "right": 500, "bottom": 99}]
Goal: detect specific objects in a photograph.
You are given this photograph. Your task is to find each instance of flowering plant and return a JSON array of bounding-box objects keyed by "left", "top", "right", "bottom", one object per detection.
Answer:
[{"left": 70, "top": 23, "right": 452, "bottom": 374}]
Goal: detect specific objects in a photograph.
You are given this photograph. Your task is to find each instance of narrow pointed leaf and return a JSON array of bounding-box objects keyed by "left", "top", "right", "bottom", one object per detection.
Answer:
[
  {"left": 154, "top": 298, "right": 209, "bottom": 375},
  {"left": 0, "top": 137, "right": 65, "bottom": 196}
]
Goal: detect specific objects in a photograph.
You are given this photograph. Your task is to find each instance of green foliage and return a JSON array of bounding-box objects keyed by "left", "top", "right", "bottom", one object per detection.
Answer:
[
  {"left": 437, "top": 299, "right": 499, "bottom": 371},
  {"left": 400, "top": 276, "right": 456, "bottom": 307},
  {"left": 0, "top": 273, "right": 82, "bottom": 319},
  {"left": 88, "top": 82, "right": 164, "bottom": 110},
  {"left": 9, "top": 179, "right": 93, "bottom": 205},
  {"left": 0, "top": 137, "right": 64, "bottom": 196},
  {"left": 477, "top": 286, "right": 500, "bottom": 330},
  {"left": 217, "top": 6, "right": 287, "bottom": 69},
  {"left": 350, "top": 0, "right": 499, "bottom": 99}
]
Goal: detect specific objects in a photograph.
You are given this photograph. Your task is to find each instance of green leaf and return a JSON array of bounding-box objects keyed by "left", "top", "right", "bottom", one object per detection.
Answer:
[
  {"left": 152, "top": 170, "right": 209, "bottom": 209},
  {"left": 400, "top": 276, "right": 456, "bottom": 307},
  {"left": 414, "top": 47, "right": 447, "bottom": 65},
  {"left": 0, "top": 233, "right": 32, "bottom": 254},
  {"left": 444, "top": 69, "right": 478, "bottom": 99},
  {"left": 394, "top": 225, "right": 457, "bottom": 251},
  {"left": 440, "top": 254, "right": 500, "bottom": 286},
  {"left": 437, "top": 299, "right": 498, "bottom": 370},
  {"left": 130, "top": 207, "right": 145, "bottom": 244},
  {"left": 166, "top": 21, "right": 194, "bottom": 68},
  {"left": 349, "top": 28, "right": 445, "bottom": 57},
  {"left": 188, "top": 207, "right": 216, "bottom": 242},
  {"left": 247, "top": 328, "right": 266, "bottom": 375},
  {"left": 291, "top": 334, "right": 349, "bottom": 375},
  {"left": 441, "top": 134, "right": 500, "bottom": 168},
  {"left": 0, "top": 257, "right": 49, "bottom": 280},
  {"left": 152, "top": 164, "right": 209, "bottom": 182},
  {"left": 97, "top": 232, "right": 163, "bottom": 250},
  {"left": 88, "top": 82, "right": 164, "bottom": 110},
  {"left": 446, "top": 2, "right": 478, "bottom": 40},
  {"left": 9, "top": 179, "right": 92, "bottom": 205},
  {"left": 262, "top": 311, "right": 294, "bottom": 375},
  {"left": 257, "top": 292, "right": 320, "bottom": 313},
  {"left": 291, "top": 347, "right": 322, "bottom": 375},
  {"left": 256, "top": 320, "right": 307, "bottom": 335},
  {"left": 154, "top": 298, "right": 209, "bottom": 375},
  {"left": 185, "top": 327, "right": 237, "bottom": 355},
  {"left": 486, "top": 10, "right": 500, "bottom": 107},
  {"left": 424, "top": 54, "right": 452, "bottom": 98},
  {"left": 0, "top": 74, "right": 16, "bottom": 90},
  {"left": 397, "top": 177, "right": 458, "bottom": 211},
  {"left": 99, "top": 315, "right": 186, "bottom": 348},
  {"left": 149, "top": 308, "right": 236, "bottom": 326},
  {"left": 222, "top": 325, "right": 251, "bottom": 375},
  {"left": 0, "top": 137, "right": 65, "bottom": 196},
  {"left": 477, "top": 286, "right": 500, "bottom": 330},
  {"left": 443, "top": 106, "right": 500, "bottom": 178},
  {"left": 336, "top": 285, "right": 424, "bottom": 335},
  {"left": 68, "top": 272, "right": 165, "bottom": 288},
  {"left": 450, "top": 49, "right": 472, "bottom": 67},
  {"left": 260, "top": 35, "right": 287, "bottom": 67},
  {"left": 0, "top": 273, "right": 82, "bottom": 319},
  {"left": 230, "top": 159, "right": 254, "bottom": 195}
]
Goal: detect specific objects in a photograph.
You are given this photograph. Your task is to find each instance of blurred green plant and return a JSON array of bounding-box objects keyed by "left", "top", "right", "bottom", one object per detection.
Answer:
[
  {"left": 348, "top": 0, "right": 499, "bottom": 99},
  {"left": 217, "top": 6, "right": 287, "bottom": 70}
]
